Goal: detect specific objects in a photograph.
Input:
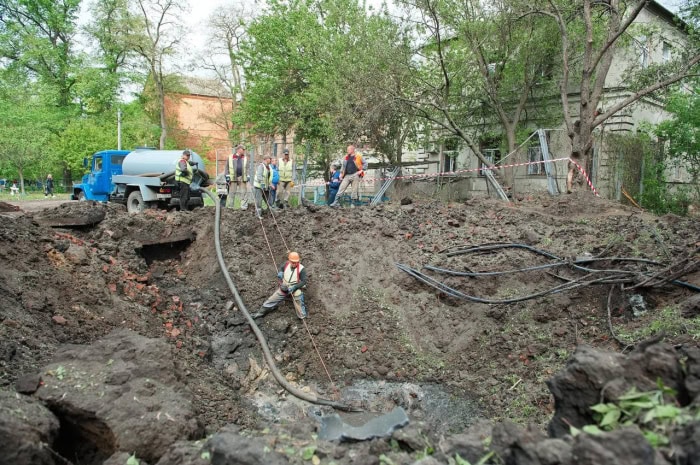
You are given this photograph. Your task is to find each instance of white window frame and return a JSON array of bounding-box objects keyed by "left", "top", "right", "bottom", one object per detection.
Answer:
[
  {"left": 443, "top": 151, "right": 457, "bottom": 172},
  {"left": 480, "top": 148, "right": 500, "bottom": 176},
  {"left": 662, "top": 41, "right": 672, "bottom": 63},
  {"left": 527, "top": 146, "right": 544, "bottom": 175}
]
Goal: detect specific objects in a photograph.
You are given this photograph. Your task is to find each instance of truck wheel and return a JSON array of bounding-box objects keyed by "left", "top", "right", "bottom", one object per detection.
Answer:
[
  {"left": 77, "top": 191, "right": 86, "bottom": 202},
  {"left": 127, "top": 191, "right": 145, "bottom": 213}
]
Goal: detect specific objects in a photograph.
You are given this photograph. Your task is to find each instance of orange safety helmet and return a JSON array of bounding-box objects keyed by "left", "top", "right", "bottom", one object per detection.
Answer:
[{"left": 288, "top": 251, "right": 300, "bottom": 263}]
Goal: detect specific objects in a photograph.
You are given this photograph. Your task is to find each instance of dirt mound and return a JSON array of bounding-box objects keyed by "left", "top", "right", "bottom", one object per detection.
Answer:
[
  {"left": 0, "top": 201, "right": 20, "bottom": 212},
  {"left": 0, "top": 192, "right": 698, "bottom": 464}
]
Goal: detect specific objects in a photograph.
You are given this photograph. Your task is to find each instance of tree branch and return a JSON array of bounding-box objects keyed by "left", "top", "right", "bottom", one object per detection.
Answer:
[{"left": 593, "top": 54, "right": 700, "bottom": 128}]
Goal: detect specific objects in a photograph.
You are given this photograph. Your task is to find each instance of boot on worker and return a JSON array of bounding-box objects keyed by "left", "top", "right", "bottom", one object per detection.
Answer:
[{"left": 256, "top": 251, "right": 308, "bottom": 319}]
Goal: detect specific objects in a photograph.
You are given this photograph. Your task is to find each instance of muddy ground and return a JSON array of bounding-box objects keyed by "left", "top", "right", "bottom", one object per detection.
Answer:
[{"left": 0, "top": 191, "right": 698, "bottom": 464}]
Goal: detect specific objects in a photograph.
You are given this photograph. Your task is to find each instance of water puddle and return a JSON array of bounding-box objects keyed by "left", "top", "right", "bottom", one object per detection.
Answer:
[{"left": 251, "top": 379, "right": 483, "bottom": 436}]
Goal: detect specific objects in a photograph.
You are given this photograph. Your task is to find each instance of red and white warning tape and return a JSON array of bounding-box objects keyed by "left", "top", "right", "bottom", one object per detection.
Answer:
[
  {"left": 299, "top": 157, "right": 599, "bottom": 196},
  {"left": 566, "top": 158, "right": 599, "bottom": 196}
]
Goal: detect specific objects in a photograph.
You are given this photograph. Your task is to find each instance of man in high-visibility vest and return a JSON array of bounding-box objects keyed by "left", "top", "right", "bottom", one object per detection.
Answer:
[
  {"left": 224, "top": 145, "right": 251, "bottom": 210},
  {"left": 276, "top": 148, "right": 295, "bottom": 209},
  {"left": 253, "top": 251, "right": 308, "bottom": 319},
  {"left": 174, "top": 150, "right": 193, "bottom": 211},
  {"left": 253, "top": 154, "right": 272, "bottom": 219}
]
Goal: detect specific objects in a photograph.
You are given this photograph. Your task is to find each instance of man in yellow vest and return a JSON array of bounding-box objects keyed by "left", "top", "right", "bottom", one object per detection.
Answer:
[
  {"left": 174, "top": 150, "right": 193, "bottom": 211},
  {"left": 253, "top": 251, "right": 307, "bottom": 319},
  {"left": 224, "top": 144, "right": 251, "bottom": 210},
  {"left": 253, "top": 154, "right": 272, "bottom": 219},
  {"left": 276, "top": 148, "right": 295, "bottom": 209}
]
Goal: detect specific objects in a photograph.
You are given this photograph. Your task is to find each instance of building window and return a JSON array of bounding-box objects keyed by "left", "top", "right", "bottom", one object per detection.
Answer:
[
  {"left": 480, "top": 148, "right": 500, "bottom": 176},
  {"left": 672, "top": 159, "right": 682, "bottom": 181},
  {"left": 443, "top": 138, "right": 460, "bottom": 172},
  {"left": 662, "top": 41, "right": 672, "bottom": 63},
  {"left": 528, "top": 146, "right": 544, "bottom": 175},
  {"left": 638, "top": 36, "right": 649, "bottom": 68},
  {"left": 444, "top": 152, "right": 457, "bottom": 172}
]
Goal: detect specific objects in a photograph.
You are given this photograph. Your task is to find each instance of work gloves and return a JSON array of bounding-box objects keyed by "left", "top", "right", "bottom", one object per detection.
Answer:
[
  {"left": 288, "top": 285, "right": 298, "bottom": 294},
  {"left": 277, "top": 271, "right": 283, "bottom": 279}
]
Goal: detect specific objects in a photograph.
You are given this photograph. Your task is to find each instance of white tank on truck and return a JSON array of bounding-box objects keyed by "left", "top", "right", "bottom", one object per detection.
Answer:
[
  {"left": 110, "top": 149, "right": 210, "bottom": 213},
  {"left": 122, "top": 149, "right": 207, "bottom": 176}
]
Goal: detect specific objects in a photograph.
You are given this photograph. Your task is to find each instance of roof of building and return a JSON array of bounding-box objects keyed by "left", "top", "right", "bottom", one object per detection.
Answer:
[{"left": 181, "top": 76, "right": 231, "bottom": 99}]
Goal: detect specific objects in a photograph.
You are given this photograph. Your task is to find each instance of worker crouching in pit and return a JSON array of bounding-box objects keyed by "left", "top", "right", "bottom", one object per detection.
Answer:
[{"left": 253, "top": 252, "right": 308, "bottom": 319}]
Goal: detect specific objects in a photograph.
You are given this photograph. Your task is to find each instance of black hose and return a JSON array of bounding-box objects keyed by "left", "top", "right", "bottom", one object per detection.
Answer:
[
  {"left": 424, "top": 256, "right": 666, "bottom": 277},
  {"left": 437, "top": 243, "right": 699, "bottom": 292},
  {"left": 397, "top": 263, "right": 638, "bottom": 304},
  {"left": 201, "top": 188, "right": 358, "bottom": 412}
]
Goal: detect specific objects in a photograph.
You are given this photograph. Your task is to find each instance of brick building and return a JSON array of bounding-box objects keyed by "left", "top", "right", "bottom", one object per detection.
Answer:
[{"left": 164, "top": 78, "right": 235, "bottom": 175}]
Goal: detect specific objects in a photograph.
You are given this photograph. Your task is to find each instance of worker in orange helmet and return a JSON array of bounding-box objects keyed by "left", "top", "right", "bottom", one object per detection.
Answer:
[{"left": 253, "top": 251, "right": 308, "bottom": 319}]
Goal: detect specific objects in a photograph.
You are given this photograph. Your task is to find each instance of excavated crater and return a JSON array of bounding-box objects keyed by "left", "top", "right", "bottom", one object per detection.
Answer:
[{"left": 1, "top": 193, "right": 699, "bottom": 464}]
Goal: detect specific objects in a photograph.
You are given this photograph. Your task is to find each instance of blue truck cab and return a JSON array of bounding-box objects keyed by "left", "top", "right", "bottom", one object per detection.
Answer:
[{"left": 71, "top": 150, "right": 130, "bottom": 201}]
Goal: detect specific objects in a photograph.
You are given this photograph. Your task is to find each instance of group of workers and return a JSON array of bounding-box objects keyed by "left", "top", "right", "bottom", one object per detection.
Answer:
[
  {"left": 222, "top": 144, "right": 367, "bottom": 218},
  {"left": 222, "top": 144, "right": 368, "bottom": 320},
  {"left": 174, "top": 144, "right": 368, "bottom": 320},
  {"left": 223, "top": 144, "right": 296, "bottom": 218}
]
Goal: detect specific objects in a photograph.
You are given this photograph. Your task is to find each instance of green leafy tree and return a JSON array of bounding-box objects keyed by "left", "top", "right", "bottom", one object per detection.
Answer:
[
  {"left": 0, "top": 101, "right": 54, "bottom": 194},
  {"left": 80, "top": 0, "right": 141, "bottom": 114},
  {"left": 656, "top": 86, "right": 700, "bottom": 200},
  {"left": 51, "top": 118, "right": 120, "bottom": 177},
  {"left": 394, "top": 0, "right": 560, "bottom": 187},
  {"left": 525, "top": 0, "right": 700, "bottom": 193},
  {"left": 0, "top": 0, "right": 81, "bottom": 108},
  {"left": 238, "top": 0, "right": 412, "bottom": 162}
]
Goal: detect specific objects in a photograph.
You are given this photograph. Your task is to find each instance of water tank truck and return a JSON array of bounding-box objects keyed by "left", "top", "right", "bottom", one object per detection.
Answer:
[{"left": 71, "top": 149, "right": 210, "bottom": 213}]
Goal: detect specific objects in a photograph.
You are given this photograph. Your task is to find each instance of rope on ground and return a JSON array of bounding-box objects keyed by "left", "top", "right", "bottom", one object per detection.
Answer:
[
  {"left": 302, "top": 316, "right": 338, "bottom": 392},
  {"left": 261, "top": 190, "right": 290, "bottom": 253},
  {"left": 257, "top": 215, "right": 278, "bottom": 272},
  {"left": 203, "top": 188, "right": 356, "bottom": 411},
  {"left": 626, "top": 247, "right": 700, "bottom": 291}
]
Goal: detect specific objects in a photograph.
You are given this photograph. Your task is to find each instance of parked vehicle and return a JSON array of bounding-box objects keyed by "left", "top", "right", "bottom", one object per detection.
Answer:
[{"left": 71, "top": 149, "right": 210, "bottom": 213}]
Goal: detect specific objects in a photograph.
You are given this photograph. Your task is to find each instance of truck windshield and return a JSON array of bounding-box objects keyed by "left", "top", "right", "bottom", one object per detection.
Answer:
[{"left": 112, "top": 155, "right": 126, "bottom": 166}]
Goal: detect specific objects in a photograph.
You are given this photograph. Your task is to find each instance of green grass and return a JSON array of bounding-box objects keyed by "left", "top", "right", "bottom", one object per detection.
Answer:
[
  {"left": 617, "top": 306, "right": 700, "bottom": 342},
  {"left": 0, "top": 192, "right": 71, "bottom": 201}
]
